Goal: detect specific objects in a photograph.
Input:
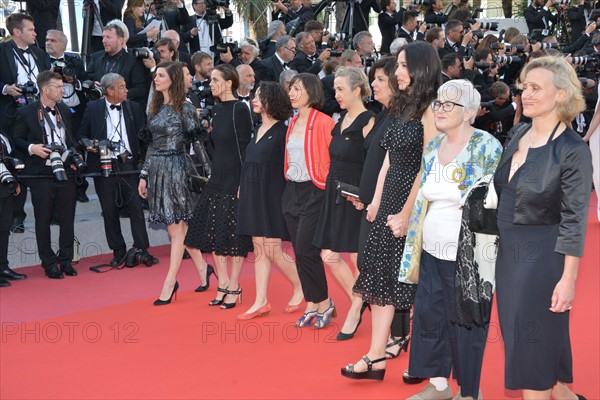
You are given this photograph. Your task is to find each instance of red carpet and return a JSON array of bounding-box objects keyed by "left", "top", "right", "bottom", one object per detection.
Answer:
[{"left": 1, "top": 195, "right": 599, "bottom": 400}]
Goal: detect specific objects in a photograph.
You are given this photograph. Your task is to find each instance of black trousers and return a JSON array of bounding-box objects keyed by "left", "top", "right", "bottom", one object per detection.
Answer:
[
  {"left": 27, "top": 177, "right": 77, "bottom": 269},
  {"left": 358, "top": 210, "right": 410, "bottom": 338},
  {"left": 409, "top": 251, "right": 489, "bottom": 398},
  {"left": 282, "top": 181, "right": 328, "bottom": 304},
  {"left": 0, "top": 194, "right": 13, "bottom": 268},
  {"left": 11, "top": 185, "right": 27, "bottom": 222},
  {"left": 93, "top": 161, "right": 149, "bottom": 254}
]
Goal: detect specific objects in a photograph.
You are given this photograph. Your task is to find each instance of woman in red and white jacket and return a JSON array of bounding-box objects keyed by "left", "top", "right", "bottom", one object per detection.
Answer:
[{"left": 282, "top": 73, "right": 337, "bottom": 329}]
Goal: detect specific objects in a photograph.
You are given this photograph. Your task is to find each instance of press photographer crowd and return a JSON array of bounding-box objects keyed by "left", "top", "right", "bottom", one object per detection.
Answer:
[{"left": 0, "top": 0, "right": 598, "bottom": 398}]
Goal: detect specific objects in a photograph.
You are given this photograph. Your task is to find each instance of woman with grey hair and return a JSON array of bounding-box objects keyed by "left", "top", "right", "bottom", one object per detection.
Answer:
[{"left": 402, "top": 79, "right": 502, "bottom": 400}]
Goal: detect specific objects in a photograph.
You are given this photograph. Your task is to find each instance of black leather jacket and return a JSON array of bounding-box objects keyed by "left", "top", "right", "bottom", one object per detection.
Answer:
[{"left": 495, "top": 123, "right": 592, "bottom": 257}]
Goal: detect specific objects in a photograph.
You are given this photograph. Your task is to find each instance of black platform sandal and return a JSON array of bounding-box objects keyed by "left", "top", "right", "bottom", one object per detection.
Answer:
[
  {"left": 340, "top": 355, "right": 386, "bottom": 381},
  {"left": 385, "top": 336, "right": 410, "bottom": 359}
]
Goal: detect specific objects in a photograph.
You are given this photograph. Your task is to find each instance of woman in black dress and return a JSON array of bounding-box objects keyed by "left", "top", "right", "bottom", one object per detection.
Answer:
[
  {"left": 494, "top": 57, "right": 592, "bottom": 400},
  {"left": 341, "top": 42, "right": 441, "bottom": 380},
  {"left": 235, "top": 82, "right": 304, "bottom": 320},
  {"left": 185, "top": 64, "right": 254, "bottom": 309},
  {"left": 123, "top": 0, "right": 159, "bottom": 49},
  {"left": 313, "top": 67, "right": 374, "bottom": 338},
  {"left": 138, "top": 62, "right": 212, "bottom": 305}
]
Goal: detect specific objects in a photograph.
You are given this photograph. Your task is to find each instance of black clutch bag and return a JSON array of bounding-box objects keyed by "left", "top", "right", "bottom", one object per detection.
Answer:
[
  {"left": 335, "top": 181, "right": 360, "bottom": 205},
  {"left": 465, "top": 183, "right": 498, "bottom": 235}
]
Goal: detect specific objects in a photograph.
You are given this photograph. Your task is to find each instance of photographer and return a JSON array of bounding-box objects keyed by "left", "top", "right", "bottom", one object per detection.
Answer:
[
  {"left": 353, "top": 31, "right": 376, "bottom": 60},
  {"left": 438, "top": 19, "right": 475, "bottom": 59},
  {"left": 473, "top": 47, "right": 499, "bottom": 93},
  {"left": 262, "top": 35, "right": 297, "bottom": 82},
  {"left": 85, "top": 20, "right": 150, "bottom": 106},
  {"left": 182, "top": 0, "right": 234, "bottom": 58},
  {"left": 290, "top": 32, "right": 331, "bottom": 74},
  {"left": 0, "top": 133, "right": 27, "bottom": 287},
  {"left": 398, "top": 11, "right": 427, "bottom": 43},
  {"left": 474, "top": 81, "right": 516, "bottom": 143},
  {"left": 0, "top": 13, "right": 51, "bottom": 234},
  {"left": 425, "top": 0, "right": 448, "bottom": 27},
  {"left": 568, "top": 0, "right": 591, "bottom": 40},
  {"left": 12, "top": 71, "right": 80, "bottom": 279},
  {"left": 271, "top": 0, "right": 314, "bottom": 35},
  {"left": 77, "top": 73, "right": 151, "bottom": 267},
  {"left": 221, "top": 41, "right": 271, "bottom": 87},
  {"left": 524, "top": 0, "right": 559, "bottom": 42},
  {"left": 379, "top": 0, "right": 403, "bottom": 55}
]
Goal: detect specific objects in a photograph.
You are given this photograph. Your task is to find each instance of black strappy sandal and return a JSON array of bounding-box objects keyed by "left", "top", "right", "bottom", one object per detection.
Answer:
[
  {"left": 340, "top": 355, "right": 386, "bottom": 381},
  {"left": 385, "top": 336, "right": 410, "bottom": 359}
]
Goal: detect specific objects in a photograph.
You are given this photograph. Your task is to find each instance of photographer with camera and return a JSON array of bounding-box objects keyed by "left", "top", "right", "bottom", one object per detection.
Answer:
[
  {"left": 568, "top": 0, "right": 591, "bottom": 40},
  {"left": 0, "top": 133, "right": 27, "bottom": 287},
  {"left": 379, "top": 0, "right": 403, "bottom": 55},
  {"left": 272, "top": 0, "right": 314, "bottom": 36},
  {"left": 525, "top": 0, "right": 559, "bottom": 42},
  {"left": 425, "top": 0, "right": 448, "bottom": 27},
  {"left": 290, "top": 32, "right": 331, "bottom": 74},
  {"left": 474, "top": 81, "right": 516, "bottom": 143},
  {"left": 85, "top": 20, "right": 150, "bottom": 106},
  {"left": 12, "top": 71, "right": 81, "bottom": 279},
  {"left": 182, "top": 0, "right": 234, "bottom": 59},
  {"left": 398, "top": 11, "right": 427, "bottom": 43},
  {"left": 0, "top": 13, "right": 51, "bottom": 234},
  {"left": 77, "top": 73, "right": 152, "bottom": 267},
  {"left": 438, "top": 19, "right": 475, "bottom": 59}
]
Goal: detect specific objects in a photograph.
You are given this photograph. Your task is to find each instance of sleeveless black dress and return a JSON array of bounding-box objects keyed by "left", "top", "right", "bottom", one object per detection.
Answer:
[
  {"left": 313, "top": 110, "right": 374, "bottom": 252},
  {"left": 185, "top": 101, "right": 254, "bottom": 257},
  {"left": 353, "top": 118, "right": 422, "bottom": 309},
  {"left": 236, "top": 120, "right": 290, "bottom": 240}
]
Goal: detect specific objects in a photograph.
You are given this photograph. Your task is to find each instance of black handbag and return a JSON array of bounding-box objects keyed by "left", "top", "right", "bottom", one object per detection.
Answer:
[
  {"left": 464, "top": 177, "right": 498, "bottom": 236},
  {"left": 335, "top": 180, "right": 360, "bottom": 204},
  {"left": 184, "top": 152, "right": 209, "bottom": 193}
]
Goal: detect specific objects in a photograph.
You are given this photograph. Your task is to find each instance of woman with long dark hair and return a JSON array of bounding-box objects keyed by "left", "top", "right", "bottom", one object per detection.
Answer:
[
  {"left": 123, "top": 0, "right": 159, "bottom": 49},
  {"left": 235, "top": 81, "right": 304, "bottom": 320},
  {"left": 282, "top": 73, "right": 337, "bottom": 329},
  {"left": 185, "top": 64, "right": 254, "bottom": 309},
  {"left": 138, "top": 61, "right": 212, "bottom": 305},
  {"left": 341, "top": 41, "right": 441, "bottom": 380}
]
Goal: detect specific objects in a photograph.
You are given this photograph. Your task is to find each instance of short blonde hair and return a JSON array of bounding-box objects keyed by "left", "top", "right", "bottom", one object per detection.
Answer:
[
  {"left": 334, "top": 66, "right": 372, "bottom": 98},
  {"left": 519, "top": 56, "right": 586, "bottom": 123}
]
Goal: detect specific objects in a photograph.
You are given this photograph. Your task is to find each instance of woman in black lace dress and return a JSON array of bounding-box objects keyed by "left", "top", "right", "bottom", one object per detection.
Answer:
[
  {"left": 341, "top": 42, "right": 441, "bottom": 381},
  {"left": 185, "top": 64, "right": 254, "bottom": 309},
  {"left": 138, "top": 62, "right": 212, "bottom": 306}
]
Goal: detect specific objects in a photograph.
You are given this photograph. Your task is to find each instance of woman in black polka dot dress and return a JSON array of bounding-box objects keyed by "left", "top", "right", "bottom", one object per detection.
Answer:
[{"left": 342, "top": 42, "right": 442, "bottom": 380}]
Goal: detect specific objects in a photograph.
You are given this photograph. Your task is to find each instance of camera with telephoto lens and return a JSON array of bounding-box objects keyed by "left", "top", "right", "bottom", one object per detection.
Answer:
[
  {"left": 44, "top": 143, "right": 67, "bottom": 182},
  {"left": 330, "top": 49, "right": 343, "bottom": 57},
  {"left": 125, "top": 247, "right": 158, "bottom": 267},
  {"left": 0, "top": 155, "right": 24, "bottom": 196},
  {"left": 132, "top": 47, "right": 160, "bottom": 60},
  {"left": 538, "top": 42, "right": 559, "bottom": 50},
  {"left": 15, "top": 81, "right": 38, "bottom": 107},
  {"left": 492, "top": 55, "right": 522, "bottom": 65},
  {"left": 478, "top": 22, "right": 499, "bottom": 31},
  {"left": 480, "top": 101, "right": 495, "bottom": 110},
  {"left": 571, "top": 54, "right": 600, "bottom": 66},
  {"left": 81, "top": 80, "right": 104, "bottom": 101},
  {"left": 79, "top": 138, "right": 119, "bottom": 177},
  {"left": 552, "top": 0, "right": 570, "bottom": 5},
  {"left": 211, "top": 37, "right": 240, "bottom": 55},
  {"left": 475, "top": 61, "right": 495, "bottom": 70},
  {"left": 411, "top": 0, "right": 430, "bottom": 5},
  {"left": 51, "top": 61, "right": 76, "bottom": 80}
]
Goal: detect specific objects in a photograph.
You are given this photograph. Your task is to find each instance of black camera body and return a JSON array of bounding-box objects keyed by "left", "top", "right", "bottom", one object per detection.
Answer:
[
  {"left": 0, "top": 155, "right": 24, "bottom": 196},
  {"left": 63, "top": 147, "right": 87, "bottom": 172},
  {"left": 52, "top": 60, "right": 77, "bottom": 80},
  {"left": 81, "top": 80, "right": 104, "bottom": 101},
  {"left": 15, "top": 81, "right": 39, "bottom": 107},
  {"left": 211, "top": 38, "right": 241, "bottom": 55},
  {"left": 330, "top": 49, "right": 343, "bottom": 57},
  {"left": 79, "top": 139, "right": 119, "bottom": 177},
  {"left": 125, "top": 248, "right": 158, "bottom": 267}
]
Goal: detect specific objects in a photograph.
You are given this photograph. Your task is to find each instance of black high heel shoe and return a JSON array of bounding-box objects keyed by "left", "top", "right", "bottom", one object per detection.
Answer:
[
  {"left": 221, "top": 287, "right": 242, "bottom": 309},
  {"left": 153, "top": 281, "right": 179, "bottom": 306},
  {"left": 341, "top": 355, "right": 386, "bottom": 381},
  {"left": 209, "top": 287, "right": 228, "bottom": 306},
  {"left": 385, "top": 336, "right": 410, "bottom": 359},
  {"left": 337, "top": 302, "right": 370, "bottom": 341},
  {"left": 195, "top": 264, "right": 217, "bottom": 292}
]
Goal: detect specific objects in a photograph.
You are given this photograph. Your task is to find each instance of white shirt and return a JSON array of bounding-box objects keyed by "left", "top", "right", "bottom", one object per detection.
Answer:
[
  {"left": 236, "top": 91, "right": 251, "bottom": 111},
  {"left": 28, "top": 103, "right": 66, "bottom": 156},
  {"left": 0, "top": 133, "right": 12, "bottom": 154},
  {"left": 196, "top": 14, "right": 214, "bottom": 57},
  {"left": 13, "top": 46, "right": 39, "bottom": 87},
  {"left": 105, "top": 99, "right": 131, "bottom": 157},
  {"left": 422, "top": 154, "right": 464, "bottom": 261}
]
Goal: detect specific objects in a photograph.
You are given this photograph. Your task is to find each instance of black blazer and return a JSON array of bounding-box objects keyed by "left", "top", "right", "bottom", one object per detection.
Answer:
[
  {"left": 177, "top": 51, "right": 195, "bottom": 75},
  {"left": 262, "top": 54, "right": 286, "bottom": 82},
  {"left": 273, "top": 5, "right": 314, "bottom": 30},
  {"left": 76, "top": 99, "right": 147, "bottom": 173},
  {"left": 0, "top": 41, "right": 51, "bottom": 133},
  {"left": 397, "top": 28, "right": 424, "bottom": 44},
  {"left": 84, "top": 49, "right": 149, "bottom": 105},
  {"left": 568, "top": 4, "right": 590, "bottom": 41},
  {"left": 290, "top": 51, "right": 321, "bottom": 74},
  {"left": 26, "top": 0, "right": 60, "bottom": 48},
  {"left": 347, "top": 0, "right": 381, "bottom": 35},
  {"left": 495, "top": 124, "right": 592, "bottom": 257},
  {"left": 524, "top": 5, "right": 557, "bottom": 35},
  {"left": 161, "top": 6, "right": 191, "bottom": 51},
  {"left": 321, "top": 74, "right": 340, "bottom": 117},
  {"left": 12, "top": 101, "right": 76, "bottom": 176},
  {"left": 378, "top": 11, "right": 402, "bottom": 54},
  {"left": 425, "top": 11, "right": 448, "bottom": 26},
  {"left": 124, "top": 15, "right": 149, "bottom": 49},
  {"left": 99, "top": 0, "right": 126, "bottom": 25},
  {"left": 438, "top": 40, "right": 465, "bottom": 59},
  {"left": 181, "top": 13, "right": 234, "bottom": 54},
  {"left": 260, "top": 39, "right": 277, "bottom": 59}
]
